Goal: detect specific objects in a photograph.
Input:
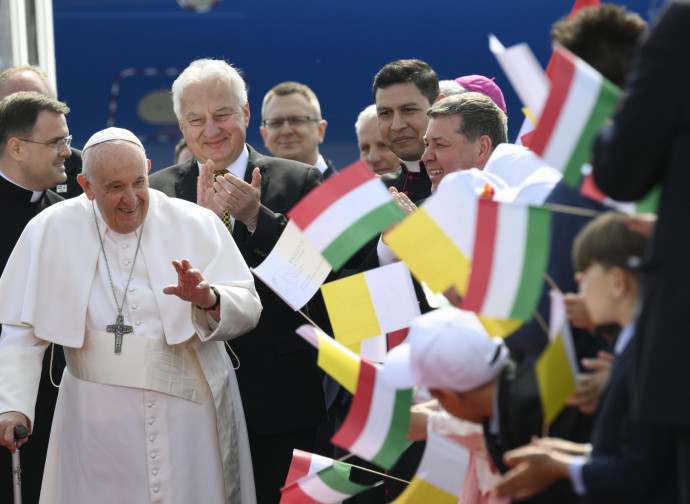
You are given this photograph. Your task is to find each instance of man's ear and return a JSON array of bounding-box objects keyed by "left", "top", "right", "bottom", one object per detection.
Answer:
[
  {"left": 146, "top": 159, "right": 151, "bottom": 173},
  {"left": 610, "top": 266, "right": 629, "bottom": 297},
  {"left": 6, "top": 137, "right": 25, "bottom": 162},
  {"left": 317, "top": 119, "right": 327, "bottom": 143},
  {"left": 434, "top": 93, "right": 446, "bottom": 103},
  {"left": 476, "top": 135, "right": 493, "bottom": 167},
  {"left": 78, "top": 173, "right": 95, "bottom": 201}
]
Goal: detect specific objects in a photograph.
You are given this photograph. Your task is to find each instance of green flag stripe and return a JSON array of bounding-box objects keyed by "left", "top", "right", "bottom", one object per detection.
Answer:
[
  {"left": 510, "top": 208, "right": 553, "bottom": 320},
  {"left": 322, "top": 201, "right": 405, "bottom": 270},
  {"left": 563, "top": 79, "right": 621, "bottom": 187},
  {"left": 371, "top": 388, "right": 413, "bottom": 469},
  {"left": 636, "top": 185, "right": 662, "bottom": 214},
  {"left": 317, "top": 462, "right": 370, "bottom": 495}
]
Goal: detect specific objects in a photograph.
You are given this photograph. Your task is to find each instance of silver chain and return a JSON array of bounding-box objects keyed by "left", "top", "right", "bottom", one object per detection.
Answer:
[{"left": 92, "top": 201, "right": 145, "bottom": 319}]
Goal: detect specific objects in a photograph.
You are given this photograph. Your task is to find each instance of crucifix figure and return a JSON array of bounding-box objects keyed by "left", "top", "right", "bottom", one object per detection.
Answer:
[{"left": 106, "top": 314, "right": 133, "bottom": 354}]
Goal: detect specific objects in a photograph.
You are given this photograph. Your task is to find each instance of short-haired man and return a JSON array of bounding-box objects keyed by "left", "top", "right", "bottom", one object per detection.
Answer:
[
  {"left": 149, "top": 58, "right": 327, "bottom": 504},
  {"left": 260, "top": 81, "right": 336, "bottom": 178},
  {"left": 373, "top": 59, "right": 442, "bottom": 202},
  {"left": 0, "top": 65, "right": 83, "bottom": 198},
  {"left": 0, "top": 127, "right": 262, "bottom": 503},
  {"left": 422, "top": 92, "right": 508, "bottom": 193},
  {"left": 355, "top": 104, "right": 400, "bottom": 176},
  {"left": 0, "top": 91, "right": 72, "bottom": 503}
]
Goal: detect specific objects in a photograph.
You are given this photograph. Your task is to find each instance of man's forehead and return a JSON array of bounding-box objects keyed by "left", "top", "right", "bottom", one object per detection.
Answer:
[{"left": 375, "top": 82, "right": 429, "bottom": 107}]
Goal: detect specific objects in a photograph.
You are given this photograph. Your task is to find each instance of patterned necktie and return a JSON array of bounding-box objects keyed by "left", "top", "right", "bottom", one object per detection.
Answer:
[{"left": 212, "top": 169, "right": 232, "bottom": 234}]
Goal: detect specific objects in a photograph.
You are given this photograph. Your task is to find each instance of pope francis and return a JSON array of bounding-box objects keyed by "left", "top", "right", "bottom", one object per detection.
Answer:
[{"left": 0, "top": 128, "right": 263, "bottom": 504}]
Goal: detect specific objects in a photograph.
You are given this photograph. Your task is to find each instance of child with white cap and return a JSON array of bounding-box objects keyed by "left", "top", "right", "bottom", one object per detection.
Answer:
[{"left": 383, "top": 307, "right": 586, "bottom": 503}]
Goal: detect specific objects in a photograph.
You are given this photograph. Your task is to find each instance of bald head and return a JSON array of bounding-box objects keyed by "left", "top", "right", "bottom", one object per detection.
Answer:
[{"left": 0, "top": 66, "right": 56, "bottom": 100}]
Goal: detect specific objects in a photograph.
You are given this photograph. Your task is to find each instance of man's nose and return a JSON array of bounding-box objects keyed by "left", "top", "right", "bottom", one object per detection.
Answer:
[{"left": 391, "top": 112, "right": 406, "bottom": 131}]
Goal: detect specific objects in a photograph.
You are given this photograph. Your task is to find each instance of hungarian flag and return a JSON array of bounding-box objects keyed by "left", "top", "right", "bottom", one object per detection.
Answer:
[
  {"left": 460, "top": 198, "right": 552, "bottom": 321},
  {"left": 391, "top": 431, "right": 470, "bottom": 504},
  {"left": 288, "top": 160, "right": 405, "bottom": 270},
  {"left": 281, "top": 449, "right": 378, "bottom": 504},
  {"left": 530, "top": 45, "right": 621, "bottom": 188},
  {"left": 331, "top": 359, "right": 413, "bottom": 470},
  {"left": 579, "top": 167, "right": 661, "bottom": 214}
]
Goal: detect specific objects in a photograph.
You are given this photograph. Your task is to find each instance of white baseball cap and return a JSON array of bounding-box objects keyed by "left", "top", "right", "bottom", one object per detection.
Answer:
[{"left": 382, "top": 307, "right": 509, "bottom": 392}]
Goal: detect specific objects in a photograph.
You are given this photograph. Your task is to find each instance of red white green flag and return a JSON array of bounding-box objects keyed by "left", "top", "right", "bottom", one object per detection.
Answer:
[
  {"left": 530, "top": 45, "right": 621, "bottom": 188},
  {"left": 579, "top": 166, "right": 661, "bottom": 214},
  {"left": 459, "top": 198, "right": 552, "bottom": 321},
  {"left": 288, "top": 160, "right": 405, "bottom": 270},
  {"left": 331, "top": 359, "right": 413, "bottom": 470},
  {"left": 280, "top": 449, "right": 379, "bottom": 504}
]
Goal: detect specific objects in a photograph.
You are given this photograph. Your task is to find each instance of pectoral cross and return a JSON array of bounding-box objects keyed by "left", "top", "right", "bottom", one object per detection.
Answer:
[{"left": 106, "top": 314, "right": 133, "bottom": 354}]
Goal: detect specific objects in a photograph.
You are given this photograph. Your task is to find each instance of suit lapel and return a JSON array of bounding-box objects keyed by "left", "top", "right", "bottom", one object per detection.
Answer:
[{"left": 174, "top": 158, "right": 198, "bottom": 204}]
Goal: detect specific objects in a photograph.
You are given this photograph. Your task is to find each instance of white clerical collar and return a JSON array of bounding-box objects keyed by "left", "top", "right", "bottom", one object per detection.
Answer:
[
  {"left": 401, "top": 159, "right": 421, "bottom": 173},
  {"left": 614, "top": 321, "right": 636, "bottom": 355},
  {"left": 196, "top": 144, "right": 250, "bottom": 181},
  {"left": 314, "top": 154, "right": 328, "bottom": 174},
  {"left": 0, "top": 169, "right": 44, "bottom": 202}
]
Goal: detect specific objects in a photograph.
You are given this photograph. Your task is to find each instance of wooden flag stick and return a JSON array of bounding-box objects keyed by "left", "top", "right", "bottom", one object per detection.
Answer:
[
  {"left": 543, "top": 272, "right": 562, "bottom": 293},
  {"left": 349, "top": 463, "right": 410, "bottom": 484},
  {"left": 542, "top": 419, "right": 550, "bottom": 439},
  {"left": 532, "top": 309, "right": 550, "bottom": 338},
  {"left": 542, "top": 202, "right": 602, "bottom": 218},
  {"left": 336, "top": 453, "right": 355, "bottom": 462},
  {"left": 297, "top": 309, "right": 327, "bottom": 334}
]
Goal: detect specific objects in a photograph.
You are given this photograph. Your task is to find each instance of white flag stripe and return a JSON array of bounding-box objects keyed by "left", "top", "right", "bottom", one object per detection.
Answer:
[
  {"left": 423, "top": 173, "right": 479, "bottom": 256},
  {"left": 308, "top": 453, "right": 335, "bottom": 475},
  {"left": 360, "top": 335, "right": 387, "bottom": 363},
  {"left": 365, "top": 262, "right": 420, "bottom": 334},
  {"left": 542, "top": 59, "right": 603, "bottom": 171},
  {"left": 298, "top": 476, "right": 352, "bottom": 502},
  {"left": 481, "top": 204, "right": 530, "bottom": 317},
  {"left": 302, "top": 179, "right": 391, "bottom": 250},
  {"left": 350, "top": 369, "right": 394, "bottom": 459},
  {"left": 416, "top": 431, "right": 470, "bottom": 495}
]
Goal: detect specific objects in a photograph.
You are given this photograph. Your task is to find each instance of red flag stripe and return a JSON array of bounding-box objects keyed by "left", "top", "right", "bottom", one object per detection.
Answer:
[
  {"left": 330, "top": 359, "right": 376, "bottom": 448},
  {"left": 387, "top": 328, "right": 409, "bottom": 351},
  {"left": 530, "top": 50, "right": 576, "bottom": 156},
  {"left": 280, "top": 483, "right": 324, "bottom": 504},
  {"left": 287, "top": 160, "right": 374, "bottom": 229},
  {"left": 461, "top": 198, "right": 499, "bottom": 312},
  {"left": 284, "top": 449, "right": 314, "bottom": 487}
]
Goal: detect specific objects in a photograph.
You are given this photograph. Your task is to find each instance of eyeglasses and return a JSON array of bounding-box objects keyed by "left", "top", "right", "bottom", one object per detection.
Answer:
[
  {"left": 262, "top": 116, "right": 319, "bottom": 130},
  {"left": 18, "top": 135, "right": 72, "bottom": 152}
]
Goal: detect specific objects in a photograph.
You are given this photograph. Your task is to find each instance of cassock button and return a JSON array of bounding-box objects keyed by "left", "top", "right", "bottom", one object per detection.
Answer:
[
  {"left": 152, "top": 469, "right": 159, "bottom": 476},
  {"left": 148, "top": 418, "right": 155, "bottom": 425},
  {"left": 121, "top": 243, "right": 129, "bottom": 249},
  {"left": 147, "top": 402, "right": 154, "bottom": 408},
  {"left": 135, "top": 321, "right": 142, "bottom": 326},
  {"left": 153, "top": 486, "right": 160, "bottom": 493},
  {"left": 123, "top": 259, "right": 131, "bottom": 266},
  {"left": 129, "top": 287, "right": 136, "bottom": 293},
  {"left": 149, "top": 436, "right": 155, "bottom": 442},
  {"left": 132, "top": 305, "right": 139, "bottom": 311},
  {"left": 150, "top": 453, "right": 157, "bottom": 459}
]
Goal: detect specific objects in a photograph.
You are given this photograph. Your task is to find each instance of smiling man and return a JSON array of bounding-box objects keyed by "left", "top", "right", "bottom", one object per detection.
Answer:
[
  {"left": 373, "top": 59, "right": 442, "bottom": 202},
  {"left": 149, "top": 58, "right": 327, "bottom": 504},
  {"left": 422, "top": 92, "right": 507, "bottom": 193},
  {"left": 0, "top": 127, "right": 262, "bottom": 504},
  {"left": 0, "top": 91, "right": 72, "bottom": 503},
  {"left": 260, "top": 81, "right": 336, "bottom": 178}
]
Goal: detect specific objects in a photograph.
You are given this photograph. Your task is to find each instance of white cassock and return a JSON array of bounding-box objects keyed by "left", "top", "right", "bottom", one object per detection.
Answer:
[{"left": 0, "top": 190, "right": 262, "bottom": 504}]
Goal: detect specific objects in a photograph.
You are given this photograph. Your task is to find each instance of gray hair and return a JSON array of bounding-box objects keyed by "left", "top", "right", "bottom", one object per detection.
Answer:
[
  {"left": 171, "top": 59, "right": 247, "bottom": 118},
  {"left": 354, "top": 104, "right": 377, "bottom": 138},
  {"left": 438, "top": 79, "right": 467, "bottom": 97},
  {"left": 428, "top": 92, "right": 508, "bottom": 150}
]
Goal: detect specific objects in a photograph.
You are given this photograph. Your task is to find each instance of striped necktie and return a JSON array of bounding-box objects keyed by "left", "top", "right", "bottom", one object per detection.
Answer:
[{"left": 212, "top": 169, "right": 232, "bottom": 234}]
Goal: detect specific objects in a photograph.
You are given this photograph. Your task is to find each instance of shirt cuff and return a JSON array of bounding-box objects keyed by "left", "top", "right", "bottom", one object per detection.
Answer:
[
  {"left": 377, "top": 236, "right": 399, "bottom": 266},
  {"left": 568, "top": 456, "right": 587, "bottom": 495}
]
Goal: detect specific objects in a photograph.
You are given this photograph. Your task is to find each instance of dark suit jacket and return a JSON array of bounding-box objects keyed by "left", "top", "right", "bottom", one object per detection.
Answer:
[
  {"left": 582, "top": 341, "right": 676, "bottom": 503},
  {"left": 322, "top": 158, "right": 337, "bottom": 180},
  {"left": 149, "top": 145, "right": 327, "bottom": 434},
  {"left": 0, "top": 177, "right": 65, "bottom": 504},
  {"left": 483, "top": 360, "right": 592, "bottom": 504},
  {"left": 51, "top": 147, "right": 83, "bottom": 198},
  {"left": 592, "top": 1, "right": 690, "bottom": 426},
  {"left": 380, "top": 161, "right": 431, "bottom": 203}
]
